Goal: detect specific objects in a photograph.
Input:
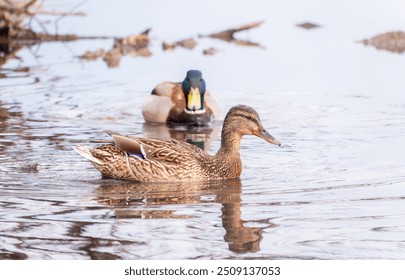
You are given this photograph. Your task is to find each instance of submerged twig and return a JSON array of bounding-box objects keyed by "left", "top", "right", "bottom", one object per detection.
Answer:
[{"left": 54, "top": 0, "right": 87, "bottom": 34}]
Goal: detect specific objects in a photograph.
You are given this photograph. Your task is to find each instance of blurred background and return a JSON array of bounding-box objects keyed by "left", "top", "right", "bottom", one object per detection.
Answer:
[{"left": 1, "top": 0, "right": 405, "bottom": 259}]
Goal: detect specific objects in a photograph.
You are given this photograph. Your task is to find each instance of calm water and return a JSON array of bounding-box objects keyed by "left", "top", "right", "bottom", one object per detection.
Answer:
[{"left": 1, "top": 0, "right": 405, "bottom": 259}]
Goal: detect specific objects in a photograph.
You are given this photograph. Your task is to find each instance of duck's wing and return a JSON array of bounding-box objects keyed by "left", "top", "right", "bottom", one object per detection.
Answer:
[
  {"left": 204, "top": 90, "right": 220, "bottom": 119},
  {"left": 139, "top": 139, "right": 207, "bottom": 164},
  {"left": 105, "top": 131, "right": 142, "bottom": 154},
  {"left": 107, "top": 131, "right": 206, "bottom": 164},
  {"left": 150, "top": 81, "right": 178, "bottom": 98}
]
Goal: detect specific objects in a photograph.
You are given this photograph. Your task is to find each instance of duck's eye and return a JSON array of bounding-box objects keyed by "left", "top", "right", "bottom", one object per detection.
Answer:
[
  {"left": 246, "top": 116, "right": 252, "bottom": 120},
  {"left": 200, "top": 79, "right": 203, "bottom": 82},
  {"left": 186, "top": 78, "right": 190, "bottom": 82}
]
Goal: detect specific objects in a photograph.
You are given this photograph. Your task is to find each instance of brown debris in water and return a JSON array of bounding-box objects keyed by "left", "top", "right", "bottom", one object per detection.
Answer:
[
  {"left": 78, "top": 48, "right": 105, "bottom": 60},
  {"left": 101, "top": 29, "right": 151, "bottom": 68},
  {"left": 201, "top": 21, "right": 264, "bottom": 47},
  {"left": 162, "top": 37, "right": 197, "bottom": 50},
  {"left": 296, "top": 22, "right": 321, "bottom": 30},
  {"left": 103, "top": 48, "right": 121, "bottom": 68},
  {"left": 1, "top": 1, "right": 266, "bottom": 71},
  {"left": 13, "top": 66, "right": 30, "bottom": 72},
  {"left": 203, "top": 47, "right": 219, "bottom": 56},
  {"left": 359, "top": 31, "right": 405, "bottom": 54},
  {"left": 114, "top": 29, "right": 151, "bottom": 55}
]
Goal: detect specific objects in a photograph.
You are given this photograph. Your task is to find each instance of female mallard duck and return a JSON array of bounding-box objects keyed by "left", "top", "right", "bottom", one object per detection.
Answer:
[
  {"left": 74, "top": 105, "right": 280, "bottom": 182},
  {"left": 141, "top": 70, "right": 220, "bottom": 125}
]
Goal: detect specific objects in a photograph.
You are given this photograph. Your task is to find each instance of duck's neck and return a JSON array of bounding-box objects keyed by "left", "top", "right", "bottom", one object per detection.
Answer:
[
  {"left": 217, "top": 128, "right": 242, "bottom": 156},
  {"left": 214, "top": 123, "right": 243, "bottom": 178}
]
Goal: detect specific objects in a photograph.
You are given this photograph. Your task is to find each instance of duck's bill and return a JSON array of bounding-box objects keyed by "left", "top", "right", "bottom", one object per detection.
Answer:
[
  {"left": 254, "top": 129, "right": 281, "bottom": 146},
  {"left": 185, "top": 87, "right": 204, "bottom": 113}
]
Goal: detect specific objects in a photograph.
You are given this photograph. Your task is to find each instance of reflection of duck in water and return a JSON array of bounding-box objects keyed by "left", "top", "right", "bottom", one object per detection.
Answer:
[
  {"left": 141, "top": 70, "right": 220, "bottom": 126},
  {"left": 95, "top": 179, "right": 276, "bottom": 253},
  {"left": 74, "top": 105, "right": 281, "bottom": 182},
  {"left": 142, "top": 122, "right": 220, "bottom": 151},
  {"left": 219, "top": 191, "right": 272, "bottom": 253}
]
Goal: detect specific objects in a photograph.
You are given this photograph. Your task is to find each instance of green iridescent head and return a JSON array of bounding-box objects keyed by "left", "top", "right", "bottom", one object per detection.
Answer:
[{"left": 181, "top": 70, "right": 206, "bottom": 114}]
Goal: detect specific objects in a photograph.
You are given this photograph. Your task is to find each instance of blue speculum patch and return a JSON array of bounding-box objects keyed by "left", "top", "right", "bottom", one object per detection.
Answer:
[{"left": 128, "top": 152, "right": 144, "bottom": 159}]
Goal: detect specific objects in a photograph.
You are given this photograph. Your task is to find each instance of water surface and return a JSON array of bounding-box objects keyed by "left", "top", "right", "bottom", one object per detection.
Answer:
[{"left": 1, "top": 0, "right": 405, "bottom": 259}]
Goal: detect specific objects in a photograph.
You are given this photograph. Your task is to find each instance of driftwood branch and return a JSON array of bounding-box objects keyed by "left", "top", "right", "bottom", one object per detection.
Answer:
[
  {"left": 200, "top": 21, "right": 264, "bottom": 48},
  {"left": 28, "top": 10, "right": 85, "bottom": 17},
  {"left": 206, "top": 21, "right": 264, "bottom": 40},
  {"left": 0, "top": 0, "right": 86, "bottom": 40},
  {"left": 0, "top": 0, "right": 85, "bottom": 16}
]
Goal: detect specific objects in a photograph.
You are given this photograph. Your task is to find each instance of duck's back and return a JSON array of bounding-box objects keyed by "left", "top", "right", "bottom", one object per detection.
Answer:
[{"left": 141, "top": 82, "right": 178, "bottom": 123}]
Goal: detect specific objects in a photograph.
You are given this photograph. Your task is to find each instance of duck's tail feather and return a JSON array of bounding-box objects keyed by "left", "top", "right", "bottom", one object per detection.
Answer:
[
  {"left": 104, "top": 130, "right": 122, "bottom": 137},
  {"left": 73, "top": 145, "right": 104, "bottom": 165}
]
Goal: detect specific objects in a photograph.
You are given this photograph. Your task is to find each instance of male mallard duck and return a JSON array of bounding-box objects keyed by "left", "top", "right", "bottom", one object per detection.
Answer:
[
  {"left": 74, "top": 105, "right": 280, "bottom": 182},
  {"left": 141, "top": 70, "right": 220, "bottom": 125}
]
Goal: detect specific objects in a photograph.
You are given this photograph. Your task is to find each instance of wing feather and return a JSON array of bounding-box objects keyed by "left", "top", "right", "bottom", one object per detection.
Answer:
[{"left": 106, "top": 131, "right": 208, "bottom": 164}]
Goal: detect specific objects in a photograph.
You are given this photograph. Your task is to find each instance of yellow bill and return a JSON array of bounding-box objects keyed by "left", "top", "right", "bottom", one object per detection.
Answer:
[{"left": 187, "top": 87, "right": 202, "bottom": 111}]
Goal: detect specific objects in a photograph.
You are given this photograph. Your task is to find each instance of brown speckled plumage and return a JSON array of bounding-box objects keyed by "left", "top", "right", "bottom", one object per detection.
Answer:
[{"left": 74, "top": 105, "right": 281, "bottom": 182}]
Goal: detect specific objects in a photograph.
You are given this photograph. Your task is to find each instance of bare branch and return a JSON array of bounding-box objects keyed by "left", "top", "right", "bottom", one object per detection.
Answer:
[{"left": 30, "top": 10, "right": 86, "bottom": 16}]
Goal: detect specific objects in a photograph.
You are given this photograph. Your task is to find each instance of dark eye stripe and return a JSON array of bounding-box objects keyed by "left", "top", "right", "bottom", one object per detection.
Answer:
[{"left": 233, "top": 113, "right": 259, "bottom": 125}]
